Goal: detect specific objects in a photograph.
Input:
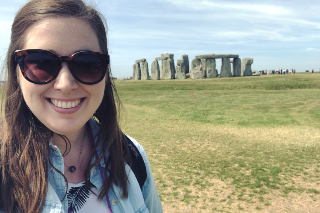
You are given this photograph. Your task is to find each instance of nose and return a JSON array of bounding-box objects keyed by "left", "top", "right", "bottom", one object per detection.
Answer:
[{"left": 54, "top": 63, "right": 78, "bottom": 93}]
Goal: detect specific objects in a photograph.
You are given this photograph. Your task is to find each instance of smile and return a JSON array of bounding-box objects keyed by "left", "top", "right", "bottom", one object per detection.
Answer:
[{"left": 50, "top": 99, "right": 81, "bottom": 109}]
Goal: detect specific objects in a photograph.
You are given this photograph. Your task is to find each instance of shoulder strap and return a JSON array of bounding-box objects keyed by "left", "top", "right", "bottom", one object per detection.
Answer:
[{"left": 124, "top": 135, "right": 147, "bottom": 190}]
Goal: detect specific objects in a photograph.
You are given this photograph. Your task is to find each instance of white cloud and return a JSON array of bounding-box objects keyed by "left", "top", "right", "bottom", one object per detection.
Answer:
[
  {"left": 213, "top": 30, "right": 298, "bottom": 42},
  {"left": 305, "top": 48, "right": 320, "bottom": 51},
  {"left": 165, "top": 0, "right": 292, "bottom": 15}
]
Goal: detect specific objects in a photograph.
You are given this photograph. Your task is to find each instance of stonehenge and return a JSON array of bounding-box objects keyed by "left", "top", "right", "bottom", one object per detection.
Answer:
[{"left": 133, "top": 53, "right": 253, "bottom": 80}]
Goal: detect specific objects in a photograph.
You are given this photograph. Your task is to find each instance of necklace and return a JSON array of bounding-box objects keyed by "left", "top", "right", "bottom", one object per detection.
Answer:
[{"left": 64, "top": 133, "right": 86, "bottom": 173}]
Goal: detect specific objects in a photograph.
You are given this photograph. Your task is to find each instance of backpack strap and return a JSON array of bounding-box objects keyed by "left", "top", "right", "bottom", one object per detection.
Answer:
[{"left": 124, "top": 135, "right": 147, "bottom": 190}]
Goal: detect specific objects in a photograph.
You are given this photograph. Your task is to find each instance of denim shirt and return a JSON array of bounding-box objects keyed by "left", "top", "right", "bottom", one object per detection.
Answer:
[{"left": 43, "top": 119, "right": 163, "bottom": 213}]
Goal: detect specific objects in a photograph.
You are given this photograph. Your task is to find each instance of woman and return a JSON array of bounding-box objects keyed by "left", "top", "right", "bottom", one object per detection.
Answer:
[{"left": 1, "top": 0, "right": 163, "bottom": 212}]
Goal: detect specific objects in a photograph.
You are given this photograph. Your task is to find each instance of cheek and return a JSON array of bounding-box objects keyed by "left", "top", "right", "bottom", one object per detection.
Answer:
[
  {"left": 96, "top": 83, "right": 106, "bottom": 103},
  {"left": 18, "top": 71, "right": 49, "bottom": 109},
  {"left": 91, "top": 81, "right": 106, "bottom": 107}
]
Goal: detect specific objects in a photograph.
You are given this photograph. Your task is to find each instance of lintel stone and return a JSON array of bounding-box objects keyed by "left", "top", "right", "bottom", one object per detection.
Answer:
[
  {"left": 196, "top": 54, "right": 239, "bottom": 59},
  {"left": 135, "top": 58, "right": 146, "bottom": 63},
  {"left": 155, "top": 56, "right": 168, "bottom": 61},
  {"left": 195, "top": 54, "right": 215, "bottom": 59},
  {"left": 212, "top": 54, "right": 239, "bottom": 58},
  {"left": 161, "top": 53, "right": 174, "bottom": 59}
]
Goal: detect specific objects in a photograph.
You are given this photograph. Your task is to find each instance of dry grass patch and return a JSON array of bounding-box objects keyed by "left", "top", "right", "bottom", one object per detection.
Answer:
[
  {"left": 117, "top": 75, "right": 320, "bottom": 212},
  {"left": 121, "top": 106, "right": 320, "bottom": 212}
]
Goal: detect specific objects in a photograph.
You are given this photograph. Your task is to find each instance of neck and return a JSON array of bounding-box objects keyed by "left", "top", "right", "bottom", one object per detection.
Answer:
[
  {"left": 52, "top": 124, "right": 93, "bottom": 183},
  {"left": 52, "top": 125, "right": 87, "bottom": 154}
]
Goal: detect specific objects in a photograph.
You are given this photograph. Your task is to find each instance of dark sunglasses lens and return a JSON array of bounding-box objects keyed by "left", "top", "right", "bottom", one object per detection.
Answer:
[
  {"left": 23, "top": 53, "right": 59, "bottom": 82},
  {"left": 69, "top": 55, "right": 104, "bottom": 83}
]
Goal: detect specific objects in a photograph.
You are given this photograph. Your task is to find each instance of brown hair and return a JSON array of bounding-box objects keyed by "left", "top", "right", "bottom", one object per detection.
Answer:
[{"left": 1, "top": 0, "right": 129, "bottom": 212}]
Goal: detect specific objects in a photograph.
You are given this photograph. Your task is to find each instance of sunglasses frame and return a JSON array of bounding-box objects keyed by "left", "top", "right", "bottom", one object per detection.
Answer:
[{"left": 14, "top": 49, "right": 109, "bottom": 85}]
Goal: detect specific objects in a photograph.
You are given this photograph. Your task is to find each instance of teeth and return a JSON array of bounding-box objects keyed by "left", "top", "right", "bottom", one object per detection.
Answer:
[{"left": 50, "top": 99, "right": 81, "bottom": 109}]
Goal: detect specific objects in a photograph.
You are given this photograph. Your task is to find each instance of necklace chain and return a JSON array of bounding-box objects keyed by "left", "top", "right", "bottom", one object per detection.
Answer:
[{"left": 64, "top": 132, "right": 86, "bottom": 173}]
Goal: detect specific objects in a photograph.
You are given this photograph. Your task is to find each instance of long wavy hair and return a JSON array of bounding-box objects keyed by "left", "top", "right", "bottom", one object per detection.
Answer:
[{"left": 0, "top": 0, "right": 130, "bottom": 212}]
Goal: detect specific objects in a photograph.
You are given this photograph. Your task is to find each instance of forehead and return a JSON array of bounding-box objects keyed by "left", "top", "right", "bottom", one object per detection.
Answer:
[{"left": 23, "top": 17, "right": 101, "bottom": 55}]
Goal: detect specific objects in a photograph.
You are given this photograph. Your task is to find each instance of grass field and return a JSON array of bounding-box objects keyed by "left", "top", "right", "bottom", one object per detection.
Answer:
[{"left": 116, "top": 73, "right": 320, "bottom": 212}]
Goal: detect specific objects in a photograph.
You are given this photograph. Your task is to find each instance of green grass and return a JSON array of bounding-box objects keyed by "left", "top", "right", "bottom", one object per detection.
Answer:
[{"left": 116, "top": 73, "right": 320, "bottom": 212}]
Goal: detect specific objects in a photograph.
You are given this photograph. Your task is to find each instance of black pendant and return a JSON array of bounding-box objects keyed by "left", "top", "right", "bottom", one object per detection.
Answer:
[{"left": 69, "top": 166, "right": 76, "bottom": 172}]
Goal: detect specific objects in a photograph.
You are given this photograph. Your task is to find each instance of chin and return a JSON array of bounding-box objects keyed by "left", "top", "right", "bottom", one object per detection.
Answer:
[{"left": 46, "top": 119, "right": 87, "bottom": 136}]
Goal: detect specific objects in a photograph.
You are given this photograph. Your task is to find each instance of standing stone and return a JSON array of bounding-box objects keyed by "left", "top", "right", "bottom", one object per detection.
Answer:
[
  {"left": 220, "top": 58, "right": 232, "bottom": 77},
  {"left": 191, "top": 58, "right": 201, "bottom": 72},
  {"left": 133, "top": 64, "right": 136, "bottom": 79},
  {"left": 206, "top": 58, "right": 218, "bottom": 78},
  {"left": 182, "top": 55, "right": 189, "bottom": 74},
  {"left": 190, "top": 58, "right": 203, "bottom": 79},
  {"left": 201, "top": 59, "right": 207, "bottom": 78},
  {"left": 141, "top": 61, "right": 149, "bottom": 80},
  {"left": 175, "top": 60, "right": 186, "bottom": 79},
  {"left": 233, "top": 58, "right": 241, "bottom": 77},
  {"left": 192, "top": 65, "right": 203, "bottom": 79},
  {"left": 162, "top": 59, "right": 173, "bottom": 79},
  {"left": 158, "top": 54, "right": 175, "bottom": 79},
  {"left": 169, "top": 59, "right": 175, "bottom": 79},
  {"left": 134, "top": 63, "right": 141, "bottom": 80},
  {"left": 161, "top": 53, "right": 175, "bottom": 78},
  {"left": 241, "top": 58, "right": 254, "bottom": 76},
  {"left": 151, "top": 60, "right": 160, "bottom": 80},
  {"left": 160, "top": 60, "right": 164, "bottom": 79}
]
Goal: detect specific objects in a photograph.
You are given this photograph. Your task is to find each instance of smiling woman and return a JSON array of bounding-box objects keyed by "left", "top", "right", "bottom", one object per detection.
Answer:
[{"left": 0, "top": 0, "right": 162, "bottom": 213}]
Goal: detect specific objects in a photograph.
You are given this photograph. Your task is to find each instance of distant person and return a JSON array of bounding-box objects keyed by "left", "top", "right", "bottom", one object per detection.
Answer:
[
  {"left": 281, "top": 69, "right": 283, "bottom": 74},
  {"left": 312, "top": 68, "right": 314, "bottom": 73},
  {"left": 0, "top": 0, "right": 163, "bottom": 212}
]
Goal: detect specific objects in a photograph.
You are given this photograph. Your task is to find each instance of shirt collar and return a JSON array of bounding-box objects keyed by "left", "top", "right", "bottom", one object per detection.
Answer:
[{"left": 88, "top": 118, "right": 106, "bottom": 168}]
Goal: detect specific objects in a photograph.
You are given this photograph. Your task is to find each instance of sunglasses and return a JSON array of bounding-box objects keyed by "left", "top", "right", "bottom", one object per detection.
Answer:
[{"left": 14, "top": 49, "right": 109, "bottom": 85}]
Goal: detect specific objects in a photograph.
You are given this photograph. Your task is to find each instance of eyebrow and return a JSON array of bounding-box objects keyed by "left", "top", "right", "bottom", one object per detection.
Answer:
[{"left": 46, "top": 49, "right": 99, "bottom": 56}]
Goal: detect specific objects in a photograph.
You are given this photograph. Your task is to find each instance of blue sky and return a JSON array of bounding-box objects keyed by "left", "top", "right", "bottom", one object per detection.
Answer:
[{"left": 1, "top": 0, "right": 320, "bottom": 78}]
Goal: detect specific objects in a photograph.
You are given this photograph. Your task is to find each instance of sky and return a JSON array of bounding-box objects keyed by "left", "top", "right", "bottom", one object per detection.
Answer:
[{"left": 0, "top": 0, "right": 320, "bottom": 78}]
